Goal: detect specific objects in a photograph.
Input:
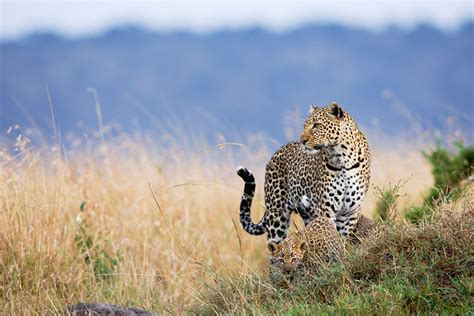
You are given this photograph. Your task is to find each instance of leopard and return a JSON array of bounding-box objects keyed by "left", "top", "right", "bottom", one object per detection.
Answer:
[
  {"left": 268, "top": 214, "right": 379, "bottom": 284},
  {"left": 268, "top": 215, "right": 342, "bottom": 284},
  {"left": 237, "top": 102, "right": 371, "bottom": 244}
]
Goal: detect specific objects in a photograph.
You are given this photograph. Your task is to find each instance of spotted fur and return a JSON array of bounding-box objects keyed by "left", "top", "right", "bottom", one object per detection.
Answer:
[{"left": 237, "top": 102, "right": 371, "bottom": 243}]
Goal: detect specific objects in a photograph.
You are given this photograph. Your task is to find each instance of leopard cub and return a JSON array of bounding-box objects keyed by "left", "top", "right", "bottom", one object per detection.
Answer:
[{"left": 269, "top": 214, "right": 379, "bottom": 284}]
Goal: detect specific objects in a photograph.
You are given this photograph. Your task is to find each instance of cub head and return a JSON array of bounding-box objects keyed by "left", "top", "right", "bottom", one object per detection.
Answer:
[
  {"left": 300, "top": 102, "right": 351, "bottom": 150},
  {"left": 268, "top": 235, "right": 307, "bottom": 284}
]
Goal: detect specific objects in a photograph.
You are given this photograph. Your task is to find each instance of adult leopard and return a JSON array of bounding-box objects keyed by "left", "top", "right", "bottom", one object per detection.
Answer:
[{"left": 237, "top": 102, "right": 370, "bottom": 244}]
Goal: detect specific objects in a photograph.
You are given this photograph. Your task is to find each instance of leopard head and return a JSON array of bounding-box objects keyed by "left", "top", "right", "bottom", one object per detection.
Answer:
[
  {"left": 300, "top": 102, "right": 352, "bottom": 151},
  {"left": 268, "top": 235, "right": 307, "bottom": 284}
]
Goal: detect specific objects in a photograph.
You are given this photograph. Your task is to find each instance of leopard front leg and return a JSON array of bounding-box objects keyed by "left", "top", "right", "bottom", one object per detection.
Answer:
[{"left": 335, "top": 206, "right": 361, "bottom": 236}]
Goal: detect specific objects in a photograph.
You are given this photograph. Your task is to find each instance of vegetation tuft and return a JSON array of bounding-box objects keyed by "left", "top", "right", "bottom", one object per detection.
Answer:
[
  {"left": 373, "top": 180, "right": 406, "bottom": 224},
  {"left": 74, "top": 202, "right": 122, "bottom": 281}
]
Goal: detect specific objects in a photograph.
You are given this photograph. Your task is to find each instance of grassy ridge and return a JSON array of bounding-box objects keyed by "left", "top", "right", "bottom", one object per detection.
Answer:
[{"left": 197, "top": 194, "right": 473, "bottom": 314}]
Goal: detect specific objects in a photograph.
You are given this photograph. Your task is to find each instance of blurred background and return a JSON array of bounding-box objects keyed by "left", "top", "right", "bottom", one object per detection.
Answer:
[
  {"left": 1, "top": 0, "right": 473, "bottom": 145},
  {"left": 1, "top": 2, "right": 473, "bottom": 313}
]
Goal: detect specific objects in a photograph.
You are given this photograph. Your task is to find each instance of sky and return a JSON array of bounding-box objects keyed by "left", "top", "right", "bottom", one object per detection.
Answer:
[{"left": 0, "top": 0, "right": 473, "bottom": 39}]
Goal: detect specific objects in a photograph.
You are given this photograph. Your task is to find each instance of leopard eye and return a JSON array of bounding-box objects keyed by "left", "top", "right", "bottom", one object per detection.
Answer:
[{"left": 313, "top": 122, "right": 321, "bottom": 128}]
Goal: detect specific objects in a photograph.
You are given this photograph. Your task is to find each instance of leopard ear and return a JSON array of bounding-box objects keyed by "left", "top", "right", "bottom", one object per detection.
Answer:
[
  {"left": 309, "top": 105, "right": 318, "bottom": 114},
  {"left": 268, "top": 241, "right": 278, "bottom": 253},
  {"left": 329, "top": 102, "right": 344, "bottom": 119}
]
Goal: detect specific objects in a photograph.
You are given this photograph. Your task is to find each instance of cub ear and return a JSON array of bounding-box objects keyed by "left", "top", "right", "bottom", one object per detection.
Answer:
[
  {"left": 309, "top": 105, "right": 318, "bottom": 114},
  {"left": 329, "top": 102, "right": 344, "bottom": 119},
  {"left": 298, "top": 240, "right": 307, "bottom": 252},
  {"left": 268, "top": 241, "right": 278, "bottom": 253}
]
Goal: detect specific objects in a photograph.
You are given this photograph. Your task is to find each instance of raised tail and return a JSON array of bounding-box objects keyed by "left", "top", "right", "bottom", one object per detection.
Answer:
[{"left": 236, "top": 166, "right": 266, "bottom": 235}]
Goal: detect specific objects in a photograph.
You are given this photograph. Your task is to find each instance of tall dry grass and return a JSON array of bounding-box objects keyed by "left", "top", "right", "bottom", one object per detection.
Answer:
[{"left": 0, "top": 124, "right": 433, "bottom": 314}]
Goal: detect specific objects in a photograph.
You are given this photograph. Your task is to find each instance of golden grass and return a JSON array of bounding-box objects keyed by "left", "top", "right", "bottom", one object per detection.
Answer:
[{"left": 0, "top": 128, "right": 433, "bottom": 314}]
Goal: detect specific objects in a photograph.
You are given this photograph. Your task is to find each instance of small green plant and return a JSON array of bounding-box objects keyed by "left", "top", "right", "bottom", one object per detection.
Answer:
[
  {"left": 75, "top": 201, "right": 121, "bottom": 281},
  {"left": 405, "top": 142, "right": 474, "bottom": 223},
  {"left": 404, "top": 205, "right": 433, "bottom": 224},
  {"left": 423, "top": 142, "right": 474, "bottom": 203},
  {"left": 373, "top": 180, "right": 406, "bottom": 223}
]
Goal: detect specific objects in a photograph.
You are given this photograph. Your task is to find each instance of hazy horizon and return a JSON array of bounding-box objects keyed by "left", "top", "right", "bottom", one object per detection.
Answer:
[{"left": 2, "top": 0, "right": 473, "bottom": 40}]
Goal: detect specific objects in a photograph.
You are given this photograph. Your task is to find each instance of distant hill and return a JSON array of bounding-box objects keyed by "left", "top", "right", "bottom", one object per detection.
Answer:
[{"left": 1, "top": 22, "right": 473, "bottom": 143}]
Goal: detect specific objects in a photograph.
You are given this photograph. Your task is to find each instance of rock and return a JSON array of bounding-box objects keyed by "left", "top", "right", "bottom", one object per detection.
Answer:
[{"left": 64, "top": 303, "right": 158, "bottom": 316}]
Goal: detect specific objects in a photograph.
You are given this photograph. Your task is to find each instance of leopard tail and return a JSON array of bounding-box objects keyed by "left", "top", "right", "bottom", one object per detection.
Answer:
[{"left": 236, "top": 166, "right": 266, "bottom": 235}]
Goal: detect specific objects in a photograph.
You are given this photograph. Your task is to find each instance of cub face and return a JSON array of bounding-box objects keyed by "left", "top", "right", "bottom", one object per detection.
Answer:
[
  {"left": 268, "top": 235, "right": 306, "bottom": 283},
  {"left": 300, "top": 102, "right": 346, "bottom": 150}
]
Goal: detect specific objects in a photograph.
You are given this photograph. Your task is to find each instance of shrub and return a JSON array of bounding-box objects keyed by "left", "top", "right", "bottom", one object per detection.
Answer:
[{"left": 405, "top": 142, "right": 474, "bottom": 223}]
